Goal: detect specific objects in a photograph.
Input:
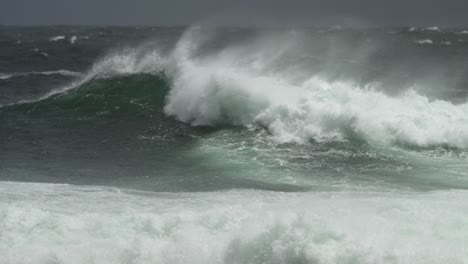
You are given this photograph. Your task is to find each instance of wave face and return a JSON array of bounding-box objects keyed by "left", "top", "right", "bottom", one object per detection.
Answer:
[{"left": 2, "top": 26, "right": 468, "bottom": 263}]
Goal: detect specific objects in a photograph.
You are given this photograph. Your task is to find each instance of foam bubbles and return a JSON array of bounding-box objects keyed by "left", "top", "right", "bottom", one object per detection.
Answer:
[{"left": 1, "top": 182, "right": 467, "bottom": 264}]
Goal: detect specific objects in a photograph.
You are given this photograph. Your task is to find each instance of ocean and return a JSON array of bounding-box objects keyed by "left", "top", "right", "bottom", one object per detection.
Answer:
[{"left": 1, "top": 25, "right": 468, "bottom": 263}]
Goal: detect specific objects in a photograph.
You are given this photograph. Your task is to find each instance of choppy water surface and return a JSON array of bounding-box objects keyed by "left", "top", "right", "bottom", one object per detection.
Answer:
[{"left": 1, "top": 26, "right": 468, "bottom": 263}]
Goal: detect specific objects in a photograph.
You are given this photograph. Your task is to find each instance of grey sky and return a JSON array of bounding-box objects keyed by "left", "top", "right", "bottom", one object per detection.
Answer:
[{"left": 1, "top": 0, "right": 468, "bottom": 27}]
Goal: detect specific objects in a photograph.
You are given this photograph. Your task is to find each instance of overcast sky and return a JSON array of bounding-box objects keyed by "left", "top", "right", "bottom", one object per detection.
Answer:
[{"left": 2, "top": 0, "right": 468, "bottom": 27}]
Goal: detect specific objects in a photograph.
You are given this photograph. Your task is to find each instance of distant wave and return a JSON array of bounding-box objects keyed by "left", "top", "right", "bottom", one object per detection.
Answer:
[
  {"left": 408, "top": 27, "right": 442, "bottom": 33},
  {"left": 0, "top": 70, "right": 83, "bottom": 80},
  {"left": 49, "top": 35, "right": 89, "bottom": 43},
  {"left": 0, "top": 73, "right": 13, "bottom": 80}
]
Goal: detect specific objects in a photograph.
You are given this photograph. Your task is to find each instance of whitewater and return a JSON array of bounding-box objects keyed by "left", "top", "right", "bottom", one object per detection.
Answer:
[
  {"left": 2, "top": 182, "right": 468, "bottom": 264},
  {"left": 1, "top": 26, "right": 468, "bottom": 263}
]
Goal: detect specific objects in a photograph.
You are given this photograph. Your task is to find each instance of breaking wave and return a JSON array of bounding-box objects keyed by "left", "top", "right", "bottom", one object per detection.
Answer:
[{"left": 4, "top": 27, "right": 468, "bottom": 150}]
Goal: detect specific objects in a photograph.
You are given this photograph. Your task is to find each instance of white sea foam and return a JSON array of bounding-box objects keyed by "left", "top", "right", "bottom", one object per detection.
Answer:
[
  {"left": 426, "top": 26, "right": 440, "bottom": 32},
  {"left": 49, "top": 35, "right": 66, "bottom": 41},
  {"left": 164, "top": 29, "right": 468, "bottom": 148},
  {"left": 70, "top": 35, "right": 77, "bottom": 44},
  {"left": 166, "top": 66, "right": 468, "bottom": 147},
  {"left": 38, "top": 70, "right": 82, "bottom": 76},
  {"left": 0, "top": 181, "right": 467, "bottom": 264},
  {"left": 415, "top": 39, "right": 433, "bottom": 44}
]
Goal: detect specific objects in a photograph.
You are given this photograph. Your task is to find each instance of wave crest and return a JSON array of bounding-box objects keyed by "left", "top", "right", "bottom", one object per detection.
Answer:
[{"left": 0, "top": 70, "right": 82, "bottom": 80}]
